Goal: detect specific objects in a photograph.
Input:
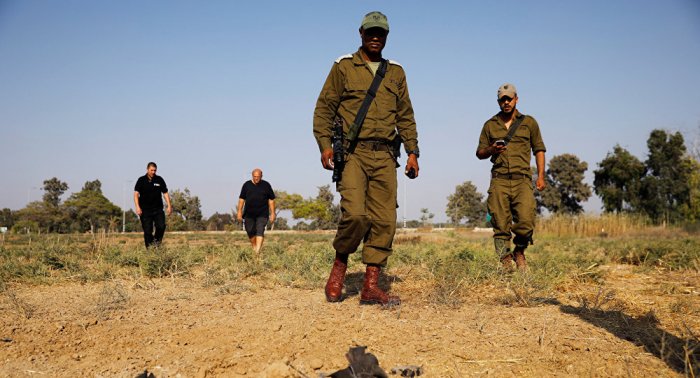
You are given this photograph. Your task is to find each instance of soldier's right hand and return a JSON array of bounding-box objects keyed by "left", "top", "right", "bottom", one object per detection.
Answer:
[
  {"left": 136, "top": 207, "right": 142, "bottom": 216},
  {"left": 321, "top": 148, "right": 334, "bottom": 170},
  {"left": 490, "top": 141, "right": 507, "bottom": 155}
]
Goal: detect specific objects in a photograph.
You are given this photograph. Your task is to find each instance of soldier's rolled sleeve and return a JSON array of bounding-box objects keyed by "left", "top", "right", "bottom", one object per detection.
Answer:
[
  {"left": 530, "top": 120, "right": 546, "bottom": 153},
  {"left": 477, "top": 125, "right": 491, "bottom": 152},
  {"left": 313, "top": 64, "right": 343, "bottom": 153},
  {"left": 395, "top": 72, "right": 419, "bottom": 153}
]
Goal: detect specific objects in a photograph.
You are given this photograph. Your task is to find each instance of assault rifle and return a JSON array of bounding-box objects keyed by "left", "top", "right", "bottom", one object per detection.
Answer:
[{"left": 331, "top": 118, "right": 345, "bottom": 182}]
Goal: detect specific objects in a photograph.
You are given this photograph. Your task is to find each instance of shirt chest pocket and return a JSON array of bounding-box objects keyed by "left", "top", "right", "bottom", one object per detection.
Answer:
[
  {"left": 490, "top": 130, "right": 507, "bottom": 145},
  {"left": 377, "top": 82, "right": 398, "bottom": 111},
  {"left": 344, "top": 81, "right": 367, "bottom": 102},
  {"left": 512, "top": 126, "right": 530, "bottom": 144}
]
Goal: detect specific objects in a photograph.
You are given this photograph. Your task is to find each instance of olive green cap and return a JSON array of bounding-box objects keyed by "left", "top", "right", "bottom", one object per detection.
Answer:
[
  {"left": 498, "top": 83, "right": 517, "bottom": 99},
  {"left": 361, "top": 11, "right": 389, "bottom": 31}
]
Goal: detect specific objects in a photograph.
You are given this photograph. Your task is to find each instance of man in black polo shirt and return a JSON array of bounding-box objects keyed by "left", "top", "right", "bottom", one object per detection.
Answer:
[
  {"left": 237, "top": 169, "right": 276, "bottom": 253},
  {"left": 134, "top": 162, "right": 172, "bottom": 248}
]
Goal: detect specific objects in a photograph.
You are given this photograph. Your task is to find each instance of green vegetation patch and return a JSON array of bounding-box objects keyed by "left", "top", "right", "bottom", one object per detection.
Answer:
[{"left": 1, "top": 232, "right": 698, "bottom": 307}]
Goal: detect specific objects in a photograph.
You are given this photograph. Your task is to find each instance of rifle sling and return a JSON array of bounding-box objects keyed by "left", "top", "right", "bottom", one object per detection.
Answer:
[
  {"left": 347, "top": 59, "right": 388, "bottom": 152},
  {"left": 503, "top": 115, "right": 525, "bottom": 145}
]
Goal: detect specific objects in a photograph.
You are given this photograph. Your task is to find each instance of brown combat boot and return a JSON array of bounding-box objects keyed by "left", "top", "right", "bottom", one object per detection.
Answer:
[
  {"left": 325, "top": 253, "right": 348, "bottom": 302},
  {"left": 500, "top": 253, "right": 514, "bottom": 269},
  {"left": 360, "top": 265, "right": 401, "bottom": 307},
  {"left": 513, "top": 247, "right": 528, "bottom": 270}
]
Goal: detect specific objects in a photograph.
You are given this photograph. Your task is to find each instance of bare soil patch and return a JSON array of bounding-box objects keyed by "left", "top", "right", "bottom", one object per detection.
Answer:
[{"left": 2, "top": 262, "right": 698, "bottom": 377}]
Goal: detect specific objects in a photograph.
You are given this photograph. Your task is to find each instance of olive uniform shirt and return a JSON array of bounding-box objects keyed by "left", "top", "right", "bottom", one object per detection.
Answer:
[
  {"left": 477, "top": 111, "right": 546, "bottom": 178},
  {"left": 313, "top": 48, "right": 419, "bottom": 155}
]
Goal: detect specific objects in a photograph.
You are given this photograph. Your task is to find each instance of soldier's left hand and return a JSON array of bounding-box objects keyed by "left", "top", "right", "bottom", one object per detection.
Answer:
[
  {"left": 405, "top": 154, "right": 419, "bottom": 178},
  {"left": 166, "top": 206, "right": 172, "bottom": 216},
  {"left": 536, "top": 176, "right": 546, "bottom": 191},
  {"left": 321, "top": 148, "right": 334, "bottom": 171}
]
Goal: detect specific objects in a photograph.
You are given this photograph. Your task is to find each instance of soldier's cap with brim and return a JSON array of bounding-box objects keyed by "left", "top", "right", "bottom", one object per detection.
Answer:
[
  {"left": 498, "top": 83, "right": 517, "bottom": 99},
  {"left": 361, "top": 11, "right": 389, "bottom": 31}
]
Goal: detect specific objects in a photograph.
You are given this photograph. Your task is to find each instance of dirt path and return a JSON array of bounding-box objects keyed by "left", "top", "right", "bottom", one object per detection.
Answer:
[{"left": 1, "top": 265, "right": 696, "bottom": 377}]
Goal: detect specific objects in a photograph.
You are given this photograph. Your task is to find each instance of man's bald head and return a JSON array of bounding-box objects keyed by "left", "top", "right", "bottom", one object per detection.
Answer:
[{"left": 252, "top": 169, "right": 262, "bottom": 184}]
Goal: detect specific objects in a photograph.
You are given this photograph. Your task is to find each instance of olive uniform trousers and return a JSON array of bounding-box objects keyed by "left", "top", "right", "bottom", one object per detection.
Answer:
[
  {"left": 487, "top": 176, "right": 536, "bottom": 259},
  {"left": 333, "top": 147, "right": 397, "bottom": 267}
]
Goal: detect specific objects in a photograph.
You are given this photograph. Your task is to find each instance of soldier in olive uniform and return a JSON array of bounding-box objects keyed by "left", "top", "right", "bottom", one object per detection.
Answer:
[
  {"left": 313, "top": 11, "right": 420, "bottom": 306},
  {"left": 476, "top": 84, "right": 546, "bottom": 269}
]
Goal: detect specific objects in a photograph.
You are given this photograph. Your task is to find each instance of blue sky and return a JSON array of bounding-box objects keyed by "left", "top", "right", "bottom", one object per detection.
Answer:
[{"left": 1, "top": 0, "right": 699, "bottom": 224}]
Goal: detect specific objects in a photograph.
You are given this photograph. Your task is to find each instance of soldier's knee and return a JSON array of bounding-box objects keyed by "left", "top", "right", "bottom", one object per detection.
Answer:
[{"left": 344, "top": 214, "right": 372, "bottom": 234}]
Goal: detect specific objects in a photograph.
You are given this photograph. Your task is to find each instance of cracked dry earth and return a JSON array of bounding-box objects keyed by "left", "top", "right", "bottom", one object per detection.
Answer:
[{"left": 1, "top": 264, "right": 698, "bottom": 377}]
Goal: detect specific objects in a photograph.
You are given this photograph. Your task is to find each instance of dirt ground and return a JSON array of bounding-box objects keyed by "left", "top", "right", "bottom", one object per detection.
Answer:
[{"left": 1, "top": 263, "right": 698, "bottom": 377}]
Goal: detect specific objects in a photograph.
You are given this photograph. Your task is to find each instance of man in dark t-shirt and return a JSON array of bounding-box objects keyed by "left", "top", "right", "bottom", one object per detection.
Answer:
[
  {"left": 237, "top": 169, "right": 276, "bottom": 253},
  {"left": 134, "top": 162, "right": 172, "bottom": 248}
]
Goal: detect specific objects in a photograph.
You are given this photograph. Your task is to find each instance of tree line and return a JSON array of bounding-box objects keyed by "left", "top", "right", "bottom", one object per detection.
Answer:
[
  {"left": 2, "top": 128, "right": 698, "bottom": 233},
  {"left": 0, "top": 182, "right": 344, "bottom": 234},
  {"left": 445, "top": 128, "right": 700, "bottom": 226}
]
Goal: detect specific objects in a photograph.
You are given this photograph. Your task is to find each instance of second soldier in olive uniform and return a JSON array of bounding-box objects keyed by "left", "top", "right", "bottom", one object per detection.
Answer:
[
  {"left": 476, "top": 84, "right": 546, "bottom": 269},
  {"left": 313, "top": 11, "right": 420, "bottom": 305}
]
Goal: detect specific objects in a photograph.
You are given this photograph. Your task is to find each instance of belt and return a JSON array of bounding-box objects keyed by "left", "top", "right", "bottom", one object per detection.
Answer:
[
  {"left": 492, "top": 172, "right": 526, "bottom": 180},
  {"left": 353, "top": 140, "right": 391, "bottom": 152}
]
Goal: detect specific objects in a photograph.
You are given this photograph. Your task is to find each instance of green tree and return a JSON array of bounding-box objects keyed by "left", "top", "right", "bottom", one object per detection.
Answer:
[
  {"left": 0, "top": 208, "right": 16, "bottom": 229},
  {"left": 420, "top": 208, "right": 434, "bottom": 227},
  {"left": 535, "top": 154, "right": 592, "bottom": 214},
  {"left": 639, "top": 130, "right": 695, "bottom": 223},
  {"left": 170, "top": 188, "right": 204, "bottom": 231},
  {"left": 166, "top": 214, "right": 187, "bottom": 231},
  {"left": 63, "top": 180, "right": 122, "bottom": 233},
  {"left": 36, "top": 177, "right": 70, "bottom": 232},
  {"left": 82, "top": 180, "right": 102, "bottom": 193},
  {"left": 14, "top": 202, "right": 53, "bottom": 233},
  {"left": 292, "top": 201, "right": 329, "bottom": 228},
  {"left": 290, "top": 186, "right": 340, "bottom": 230},
  {"left": 272, "top": 190, "right": 304, "bottom": 230},
  {"left": 42, "top": 177, "right": 69, "bottom": 208},
  {"left": 11, "top": 220, "right": 38, "bottom": 234},
  {"left": 445, "top": 181, "right": 486, "bottom": 225},
  {"left": 314, "top": 185, "right": 340, "bottom": 230},
  {"left": 292, "top": 221, "right": 310, "bottom": 231},
  {"left": 123, "top": 209, "right": 142, "bottom": 232},
  {"left": 593, "top": 145, "right": 645, "bottom": 213},
  {"left": 679, "top": 158, "right": 700, "bottom": 222},
  {"left": 206, "top": 212, "right": 234, "bottom": 231},
  {"left": 273, "top": 217, "right": 290, "bottom": 230}
]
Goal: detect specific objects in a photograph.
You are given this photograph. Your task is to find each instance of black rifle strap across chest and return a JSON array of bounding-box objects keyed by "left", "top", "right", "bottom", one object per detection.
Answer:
[
  {"left": 503, "top": 115, "right": 525, "bottom": 145},
  {"left": 346, "top": 59, "right": 388, "bottom": 142}
]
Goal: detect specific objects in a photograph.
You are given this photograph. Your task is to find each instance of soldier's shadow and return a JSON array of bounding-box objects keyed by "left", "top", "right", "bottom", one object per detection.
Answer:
[
  {"left": 343, "top": 271, "right": 404, "bottom": 299},
  {"left": 559, "top": 304, "right": 699, "bottom": 376}
]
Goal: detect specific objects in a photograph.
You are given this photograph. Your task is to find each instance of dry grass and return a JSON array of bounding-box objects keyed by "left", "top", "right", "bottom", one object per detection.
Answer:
[
  {"left": 1, "top": 280, "right": 34, "bottom": 320},
  {"left": 2, "top": 228, "right": 700, "bottom": 375},
  {"left": 536, "top": 212, "right": 650, "bottom": 237}
]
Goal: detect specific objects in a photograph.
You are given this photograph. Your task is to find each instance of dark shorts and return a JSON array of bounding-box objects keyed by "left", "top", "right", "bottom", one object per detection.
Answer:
[{"left": 244, "top": 217, "right": 268, "bottom": 238}]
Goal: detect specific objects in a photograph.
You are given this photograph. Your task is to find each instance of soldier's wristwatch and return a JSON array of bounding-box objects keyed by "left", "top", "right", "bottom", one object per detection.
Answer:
[{"left": 408, "top": 151, "right": 420, "bottom": 158}]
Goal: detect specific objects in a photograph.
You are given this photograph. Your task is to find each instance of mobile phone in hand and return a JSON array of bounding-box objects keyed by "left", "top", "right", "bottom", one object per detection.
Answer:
[{"left": 406, "top": 167, "right": 417, "bottom": 179}]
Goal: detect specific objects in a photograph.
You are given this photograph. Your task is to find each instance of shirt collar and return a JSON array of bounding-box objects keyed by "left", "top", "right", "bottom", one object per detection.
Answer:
[
  {"left": 352, "top": 47, "right": 386, "bottom": 68},
  {"left": 491, "top": 110, "right": 522, "bottom": 125}
]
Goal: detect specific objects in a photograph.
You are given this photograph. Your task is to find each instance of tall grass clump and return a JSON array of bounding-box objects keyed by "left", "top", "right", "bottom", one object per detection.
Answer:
[
  {"left": 392, "top": 241, "right": 497, "bottom": 305},
  {"left": 136, "top": 244, "right": 207, "bottom": 278},
  {"left": 537, "top": 212, "right": 649, "bottom": 237},
  {"left": 265, "top": 241, "right": 333, "bottom": 288},
  {"left": 601, "top": 238, "right": 700, "bottom": 270}
]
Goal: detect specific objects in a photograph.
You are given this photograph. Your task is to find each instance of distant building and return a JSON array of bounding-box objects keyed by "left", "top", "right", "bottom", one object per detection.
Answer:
[{"left": 0, "top": 227, "right": 7, "bottom": 234}]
